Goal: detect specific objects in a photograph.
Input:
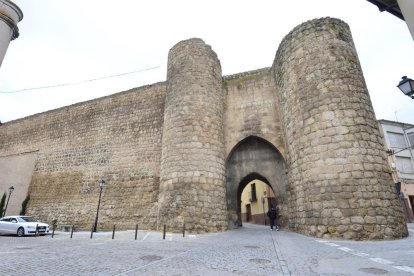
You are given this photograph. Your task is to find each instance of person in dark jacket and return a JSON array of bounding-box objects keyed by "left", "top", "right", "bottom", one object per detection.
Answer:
[{"left": 267, "top": 206, "right": 279, "bottom": 231}]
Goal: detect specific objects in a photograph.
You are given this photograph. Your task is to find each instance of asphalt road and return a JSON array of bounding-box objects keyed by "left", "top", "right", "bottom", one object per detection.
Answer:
[{"left": 0, "top": 223, "right": 413, "bottom": 275}]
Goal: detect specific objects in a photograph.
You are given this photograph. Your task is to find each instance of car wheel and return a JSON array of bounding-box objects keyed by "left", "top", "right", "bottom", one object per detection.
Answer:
[{"left": 17, "top": 227, "right": 25, "bottom": 237}]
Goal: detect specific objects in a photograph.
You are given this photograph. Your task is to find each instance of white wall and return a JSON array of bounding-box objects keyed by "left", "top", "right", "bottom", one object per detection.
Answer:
[
  {"left": 0, "top": 152, "right": 37, "bottom": 216},
  {"left": 397, "top": 0, "right": 414, "bottom": 40},
  {"left": 0, "top": 0, "right": 23, "bottom": 66}
]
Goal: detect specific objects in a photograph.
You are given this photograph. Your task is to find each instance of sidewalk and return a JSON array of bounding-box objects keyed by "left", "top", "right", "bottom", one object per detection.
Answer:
[{"left": 0, "top": 223, "right": 413, "bottom": 275}]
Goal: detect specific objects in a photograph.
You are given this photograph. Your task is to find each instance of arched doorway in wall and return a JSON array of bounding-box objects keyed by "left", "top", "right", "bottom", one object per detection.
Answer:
[
  {"left": 239, "top": 174, "right": 277, "bottom": 226},
  {"left": 225, "top": 136, "right": 288, "bottom": 229}
]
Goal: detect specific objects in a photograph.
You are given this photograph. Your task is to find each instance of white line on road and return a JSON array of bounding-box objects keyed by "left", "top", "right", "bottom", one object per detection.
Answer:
[
  {"left": 316, "top": 239, "right": 414, "bottom": 274},
  {"left": 338, "top": 247, "right": 353, "bottom": 252},
  {"left": 369, "top": 258, "right": 394, "bottom": 265},
  {"left": 393, "top": 266, "right": 414, "bottom": 274},
  {"left": 351, "top": 252, "right": 370, "bottom": 257}
]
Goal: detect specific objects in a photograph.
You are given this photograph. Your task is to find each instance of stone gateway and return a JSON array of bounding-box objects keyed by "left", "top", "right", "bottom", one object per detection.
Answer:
[{"left": 0, "top": 18, "right": 408, "bottom": 240}]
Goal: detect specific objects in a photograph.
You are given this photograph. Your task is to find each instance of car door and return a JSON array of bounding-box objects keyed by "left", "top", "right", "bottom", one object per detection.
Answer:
[
  {"left": 0, "top": 218, "right": 5, "bottom": 233},
  {"left": 7, "top": 218, "right": 19, "bottom": 234},
  {"left": 0, "top": 218, "right": 12, "bottom": 234}
]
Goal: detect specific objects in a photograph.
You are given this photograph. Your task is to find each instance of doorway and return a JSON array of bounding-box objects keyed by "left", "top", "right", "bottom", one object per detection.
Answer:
[
  {"left": 225, "top": 136, "right": 288, "bottom": 229},
  {"left": 245, "top": 204, "right": 251, "bottom": 222}
]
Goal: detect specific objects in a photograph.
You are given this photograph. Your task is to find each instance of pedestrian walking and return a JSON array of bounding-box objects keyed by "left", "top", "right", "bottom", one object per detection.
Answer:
[{"left": 267, "top": 206, "right": 279, "bottom": 231}]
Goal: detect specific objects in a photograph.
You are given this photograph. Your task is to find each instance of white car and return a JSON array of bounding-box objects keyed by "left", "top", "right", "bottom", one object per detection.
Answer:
[{"left": 0, "top": 216, "right": 50, "bottom": 237}]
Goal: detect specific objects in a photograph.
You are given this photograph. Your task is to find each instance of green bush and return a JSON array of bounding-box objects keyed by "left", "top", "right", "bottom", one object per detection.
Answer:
[
  {"left": 19, "top": 194, "right": 30, "bottom": 216},
  {"left": 0, "top": 193, "right": 6, "bottom": 217}
]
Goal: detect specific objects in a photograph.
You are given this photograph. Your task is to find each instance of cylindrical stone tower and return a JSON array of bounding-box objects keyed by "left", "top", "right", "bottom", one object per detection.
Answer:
[
  {"left": 0, "top": 0, "right": 22, "bottom": 67},
  {"left": 273, "top": 18, "right": 407, "bottom": 240},
  {"left": 158, "top": 38, "right": 227, "bottom": 232}
]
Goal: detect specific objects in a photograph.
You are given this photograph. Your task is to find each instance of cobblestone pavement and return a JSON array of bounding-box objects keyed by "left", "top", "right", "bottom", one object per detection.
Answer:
[{"left": 0, "top": 223, "right": 413, "bottom": 275}]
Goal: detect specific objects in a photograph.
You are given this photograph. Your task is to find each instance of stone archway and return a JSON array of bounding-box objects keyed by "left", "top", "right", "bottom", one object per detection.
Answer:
[{"left": 225, "top": 136, "right": 288, "bottom": 229}]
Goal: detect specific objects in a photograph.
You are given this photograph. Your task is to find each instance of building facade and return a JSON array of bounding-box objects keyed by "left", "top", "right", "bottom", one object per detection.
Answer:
[
  {"left": 240, "top": 180, "right": 276, "bottom": 225},
  {"left": 0, "top": 0, "right": 22, "bottom": 67},
  {"left": 378, "top": 120, "right": 414, "bottom": 222},
  {"left": 0, "top": 18, "right": 408, "bottom": 240}
]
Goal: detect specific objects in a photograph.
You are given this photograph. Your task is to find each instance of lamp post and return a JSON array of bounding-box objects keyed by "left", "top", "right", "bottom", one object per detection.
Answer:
[
  {"left": 3, "top": 186, "right": 14, "bottom": 217},
  {"left": 397, "top": 76, "right": 414, "bottom": 99},
  {"left": 93, "top": 180, "right": 106, "bottom": 232}
]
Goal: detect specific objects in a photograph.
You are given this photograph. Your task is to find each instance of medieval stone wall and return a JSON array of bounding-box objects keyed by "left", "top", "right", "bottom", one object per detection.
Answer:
[
  {"left": 0, "top": 17, "right": 408, "bottom": 240},
  {"left": 222, "top": 65, "right": 289, "bottom": 231},
  {"left": 225, "top": 137, "right": 288, "bottom": 229},
  {"left": 223, "top": 68, "right": 285, "bottom": 157},
  {"left": 0, "top": 83, "right": 166, "bottom": 229},
  {"left": 273, "top": 18, "right": 407, "bottom": 239}
]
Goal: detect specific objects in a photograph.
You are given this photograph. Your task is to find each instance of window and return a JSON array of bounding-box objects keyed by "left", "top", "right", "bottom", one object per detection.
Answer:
[
  {"left": 388, "top": 132, "right": 407, "bottom": 148},
  {"left": 395, "top": 156, "right": 414, "bottom": 173},
  {"left": 18, "top": 216, "right": 37, "bottom": 222},
  {"left": 250, "top": 183, "right": 257, "bottom": 202}
]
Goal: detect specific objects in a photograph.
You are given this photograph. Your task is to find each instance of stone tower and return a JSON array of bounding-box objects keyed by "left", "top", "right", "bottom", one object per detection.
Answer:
[
  {"left": 158, "top": 38, "right": 228, "bottom": 232},
  {"left": 273, "top": 18, "right": 407, "bottom": 239},
  {"left": 0, "top": 0, "right": 22, "bottom": 67}
]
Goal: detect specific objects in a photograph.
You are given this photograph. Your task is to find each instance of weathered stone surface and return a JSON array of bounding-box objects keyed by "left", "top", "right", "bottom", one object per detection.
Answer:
[
  {"left": 273, "top": 17, "right": 407, "bottom": 240},
  {"left": 0, "top": 18, "right": 407, "bottom": 240},
  {"left": 158, "top": 38, "right": 227, "bottom": 232},
  {"left": 0, "top": 84, "right": 166, "bottom": 229}
]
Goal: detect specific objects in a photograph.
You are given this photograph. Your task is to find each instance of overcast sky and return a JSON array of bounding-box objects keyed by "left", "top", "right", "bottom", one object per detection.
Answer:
[{"left": 0, "top": 0, "right": 413, "bottom": 124}]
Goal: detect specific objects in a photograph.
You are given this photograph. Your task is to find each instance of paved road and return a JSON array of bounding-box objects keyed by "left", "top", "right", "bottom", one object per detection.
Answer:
[{"left": 0, "top": 223, "right": 413, "bottom": 275}]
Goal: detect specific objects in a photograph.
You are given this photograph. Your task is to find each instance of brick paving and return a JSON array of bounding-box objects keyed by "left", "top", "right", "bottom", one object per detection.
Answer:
[{"left": 0, "top": 223, "right": 413, "bottom": 275}]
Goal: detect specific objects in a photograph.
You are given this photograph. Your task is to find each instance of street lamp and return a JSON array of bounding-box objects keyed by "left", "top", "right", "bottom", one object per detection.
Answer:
[
  {"left": 3, "top": 186, "right": 14, "bottom": 217},
  {"left": 93, "top": 180, "right": 106, "bottom": 232},
  {"left": 397, "top": 76, "right": 414, "bottom": 99}
]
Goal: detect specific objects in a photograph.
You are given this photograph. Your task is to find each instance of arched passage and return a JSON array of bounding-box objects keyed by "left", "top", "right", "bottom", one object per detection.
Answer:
[
  {"left": 238, "top": 173, "right": 276, "bottom": 225},
  {"left": 225, "top": 136, "right": 288, "bottom": 229}
]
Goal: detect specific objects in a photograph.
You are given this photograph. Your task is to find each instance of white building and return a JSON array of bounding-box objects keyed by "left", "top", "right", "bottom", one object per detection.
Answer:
[
  {"left": 378, "top": 119, "right": 414, "bottom": 222},
  {"left": 0, "top": 0, "right": 22, "bottom": 67}
]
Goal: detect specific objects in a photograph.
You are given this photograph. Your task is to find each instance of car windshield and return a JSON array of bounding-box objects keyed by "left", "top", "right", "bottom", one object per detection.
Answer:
[{"left": 17, "top": 216, "right": 38, "bottom": 223}]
